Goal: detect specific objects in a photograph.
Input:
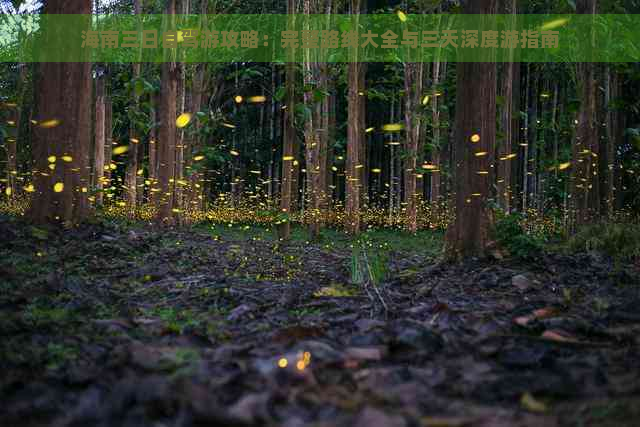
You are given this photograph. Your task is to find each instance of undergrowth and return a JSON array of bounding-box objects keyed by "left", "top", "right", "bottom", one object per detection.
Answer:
[
  {"left": 566, "top": 221, "right": 640, "bottom": 263},
  {"left": 494, "top": 210, "right": 547, "bottom": 259}
]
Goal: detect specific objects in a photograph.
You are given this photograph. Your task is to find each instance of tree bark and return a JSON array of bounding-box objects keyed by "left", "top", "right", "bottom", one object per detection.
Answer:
[
  {"left": 345, "top": 0, "right": 363, "bottom": 235},
  {"left": 124, "top": 0, "right": 143, "bottom": 213},
  {"left": 497, "top": 0, "right": 517, "bottom": 212},
  {"left": 5, "top": 64, "right": 26, "bottom": 204},
  {"left": 278, "top": 0, "right": 297, "bottom": 239},
  {"left": 444, "top": 0, "right": 497, "bottom": 260},
  {"left": 570, "top": 0, "right": 598, "bottom": 229},
  {"left": 93, "top": 70, "right": 106, "bottom": 207},
  {"left": 404, "top": 62, "right": 423, "bottom": 233},
  {"left": 155, "top": 0, "right": 178, "bottom": 226},
  {"left": 148, "top": 94, "right": 158, "bottom": 204},
  {"left": 27, "top": 0, "right": 92, "bottom": 225},
  {"left": 430, "top": 60, "right": 444, "bottom": 204},
  {"left": 302, "top": 0, "right": 322, "bottom": 239},
  {"left": 605, "top": 68, "right": 621, "bottom": 217}
]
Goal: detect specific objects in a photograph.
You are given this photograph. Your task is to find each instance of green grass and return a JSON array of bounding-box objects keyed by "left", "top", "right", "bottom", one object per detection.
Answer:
[{"left": 196, "top": 222, "right": 443, "bottom": 257}]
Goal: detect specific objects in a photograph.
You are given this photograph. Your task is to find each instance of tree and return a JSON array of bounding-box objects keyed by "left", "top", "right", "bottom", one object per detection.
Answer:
[
  {"left": 570, "top": 0, "right": 598, "bottom": 228},
  {"left": 124, "top": 0, "right": 143, "bottom": 213},
  {"left": 302, "top": 0, "right": 322, "bottom": 239},
  {"left": 278, "top": 0, "right": 297, "bottom": 240},
  {"left": 27, "top": 0, "right": 92, "bottom": 225},
  {"left": 497, "top": 0, "right": 518, "bottom": 212},
  {"left": 444, "top": 0, "right": 497, "bottom": 260},
  {"left": 404, "top": 61, "right": 423, "bottom": 233},
  {"left": 155, "top": 0, "right": 178, "bottom": 226},
  {"left": 5, "top": 64, "right": 25, "bottom": 205},
  {"left": 604, "top": 66, "right": 622, "bottom": 217},
  {"left": 93, "top": 67, "right": 107, "bottom": 207},
  {"left": 345, "top": 0, "right": 363, "bottom": 235}
]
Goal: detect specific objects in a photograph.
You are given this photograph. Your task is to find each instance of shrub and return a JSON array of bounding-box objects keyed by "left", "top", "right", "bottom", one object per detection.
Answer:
[
  {"left": 566, "top": 222, "right": 640, "bottom": 263},
  {"left": 494, "top": 210, "right": 545, "bottom": 259}
]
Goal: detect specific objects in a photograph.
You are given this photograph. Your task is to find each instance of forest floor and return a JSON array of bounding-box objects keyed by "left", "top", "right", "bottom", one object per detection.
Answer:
[{"left": 1, "top": 213, "right": 640, "bottom": 427}]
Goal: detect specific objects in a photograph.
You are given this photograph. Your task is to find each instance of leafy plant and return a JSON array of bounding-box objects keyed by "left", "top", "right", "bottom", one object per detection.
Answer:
[
  {"left": 494, "top": 210, "right": 545, "bottom": 259},
  {"left": 349, "top": 233, "right": 389, "bottom": 287},
  {"left": 566, "top": 222, "right": 640, "bottom": 263}
]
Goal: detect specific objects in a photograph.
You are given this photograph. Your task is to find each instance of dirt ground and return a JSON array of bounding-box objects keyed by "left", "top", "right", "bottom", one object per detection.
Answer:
[{"left": 1, "top": 215, "right": 639, "bottom": 427}]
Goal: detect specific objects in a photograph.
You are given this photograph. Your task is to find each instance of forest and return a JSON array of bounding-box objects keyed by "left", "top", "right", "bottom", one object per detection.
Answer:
[{"left": 1, "top": 0, "right": 640, "bottom": 426}]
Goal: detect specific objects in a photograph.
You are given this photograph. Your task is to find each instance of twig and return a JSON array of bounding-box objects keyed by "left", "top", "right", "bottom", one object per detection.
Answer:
[{"left": 362, "top": 245, "right": 389, "bottom": 315}]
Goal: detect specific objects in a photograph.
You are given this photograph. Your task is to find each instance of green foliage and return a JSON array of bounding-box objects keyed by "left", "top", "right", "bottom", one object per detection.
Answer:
[
  {"left": 350, "top": 233, "right": 389, "bottom": 287},
  {"left": 23, "top": 300, "right": 72, "bottom": 328},
  {"left": 566, "top": 222, "right": 640, "bottom": 262},
  {"left": 46, "top": 343, "right": 79, "bottom": 370},
  {"left": 494, "top": 211, "right": 545, "bottom": 259},
  {"left": 147, "top": 307, "right": 201, "bottom": 335}
]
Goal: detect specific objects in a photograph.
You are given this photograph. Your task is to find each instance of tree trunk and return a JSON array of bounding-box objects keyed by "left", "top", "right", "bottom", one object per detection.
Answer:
[
  {"left": 278, "top": 0, "right": 296, "bottom": 239},
  {"left": 5, "top": 63, "right": 26, "bottom": 205},
  {"left": 302, "top": 0, "right": 322, "bottom": 239},
  {"left": 326, "top": 76, "right": 336, "bottom": 204},
  {"left": 148, "top": 94, "right": 158, "bottom": 204},
  {"left": 27, "top": 0, "right": 92, "bottom": 225},
  {"left": 404, "top": 62, "right": 423, "bottom": 233},
  {"left": 571, "top": 0, "right": 598, "bottom": 229},
  {"left": 444, "top": 0, "right": 497, "bottom": 260},
  {"left": 345, "top": 0, "right": 363, "bottom": 234},
  {"left": 521, "top": 64, "right": 530, "bottom": 212},
  {"left": 358, "top": 62, "right": 367, "bottom": 209},
  {"left": 186, "top": 62, "right": 206, "bottom": 213},
  {"left": 93, "top": 70, "right": 106, "bottom": 207},
  {"left": 430, "top": 60, "right": 445, "bottom": 204},
  {"left": 101, "top": 96, "right": 113, "bottom": 204},
  {"left": 124, "top": 0, "right": 143, "bottom": 213},
  {"left": 605, "top": 68, "right": 621, "bottom": 216},
  {"left": 497, "top": 0, "right": 517, "bottom": 212},
  {"left": 155, "top": 0, "right": 178, "bottom": 226}
]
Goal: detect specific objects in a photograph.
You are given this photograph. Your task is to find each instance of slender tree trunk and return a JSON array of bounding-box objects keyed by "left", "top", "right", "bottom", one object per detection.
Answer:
[
  {"left": 497, "top": 0, "right": 517, "bottom": 213},
  {"left": 5, "top": 63, "right": 25, "bottom": 204},
  {"left": 404, "top": 62, "right": 423, "bottom": 233},
  {"left": 552, "top": 81, "right": 559, "bottom": 179},
  {"left": 28, "top": 0, "right": 92, "bottom": 225},
  {"left": 148, "top": 94, "right": 158, "bottom": 204},
  {"left": 6, "top": 104, "right": 18, "bottom": 203},
  {"left": 430, "top": 60, "right": 444, "bottom": 204},
  {"left": 521, "top": 65, "right": 530, "bottom": 212},
  {"left": 93, "top": 70, "right": 106, "bottom": 207},
  {"left": 125, "top": 63, "right": 141, "bottom": 212},
  {"left": 268, "top": 63, "right": 276, "bottom": 200},
  {"left": 278, "top": 0, "right": 296, "bottom": 239},
  {"left": 124, "top": 0, "right": 143, "bottom": 213},
  {"left": 444, "top": 0, "right": 497, "bottom": 260},
  {"left": 571, "top": 0, "right": 598, "bottom": 229},
  {"left": 326, "top": 76, "right": 336, "bottom": 204},
  {"left": 155, "top": 0, "right": 178, "bottom": 226},
  {"left": 346, "top": 64, "right": 362, "bottom": 234},
  {"left": 187, "top": 63, "right": 205, "bottom": 212},
  {"left": 358, "top": 62, "right": 367, "bottom": 209},
  {"left": 101, "top": 96, "right": 113, "bottom": 204},
  {"left": 605, "top": 68, "right": 621, "bottom": 216},
  {"left": 388, "top": 96, "right": 396, "bottom": 224},
  {"left": 302, "top": 0, "right": 322, "bottom": 239},
  {"left": 345, "top": 0, "right": 362, "bottom": 234}
]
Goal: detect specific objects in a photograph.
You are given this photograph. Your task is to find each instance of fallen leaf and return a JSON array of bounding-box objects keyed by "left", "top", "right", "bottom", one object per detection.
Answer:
[
  {"left": 541, "top": 330, "right": 580, "bottom": 343},
  {"left": 344, "top": 347, "right": 385, "bottom": 361},
  {"left": 514, "top": 307, "right": 560, "bottom": 327},
  {"left": 422, "top": 416, "right": 476, "bottom": 427},
  {"left": 520, "top": 392, "right": 548, "bottom": 413}
]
